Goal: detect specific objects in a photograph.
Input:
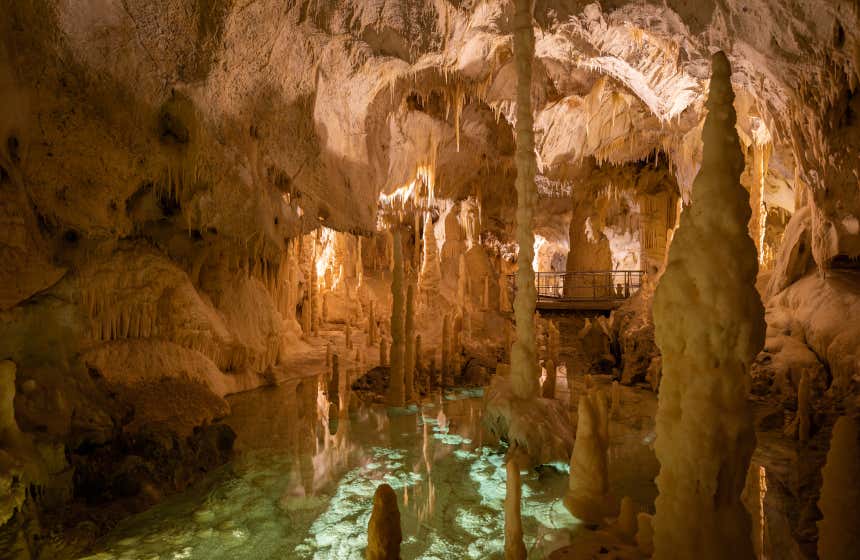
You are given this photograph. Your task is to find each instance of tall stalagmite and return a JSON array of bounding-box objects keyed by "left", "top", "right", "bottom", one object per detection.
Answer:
[
  {"left": 366, "top": 483, "right": 402, "bottom": 560},
  {"left": 386, "top": 229, "right": 406, "bottom": 407},
  {"left": 404, "top": 284, "right": 416, "bottom": 402},
  {"left": 510, "top": 0, "right": 539, "bottom": 400},
  {"left": 564, "top": 389, "right": 612, "bottom": 524},
  {"left": 817, "top": 415, "right": 860, "bottom": 559},
  {"left": 419, "top": 213, "right": 441, "bottom": 296},
  {"left": 651, "top": 52, "right": 765, "bottom": 560}
]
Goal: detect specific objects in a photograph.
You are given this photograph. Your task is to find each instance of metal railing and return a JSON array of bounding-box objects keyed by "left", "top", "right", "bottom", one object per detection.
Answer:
[{"left": 508, "top": 270, "right": 645, "bottom": 302}]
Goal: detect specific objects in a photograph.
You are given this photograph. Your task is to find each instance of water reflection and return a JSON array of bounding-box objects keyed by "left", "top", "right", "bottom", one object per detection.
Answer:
[{"left": 82, "top": 375, "right": 587, "bottom": 559}]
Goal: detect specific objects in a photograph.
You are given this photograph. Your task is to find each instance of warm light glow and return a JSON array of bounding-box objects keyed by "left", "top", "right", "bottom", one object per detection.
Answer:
[
  {"left": 314, "top": 227, "right": 337, "bottom": 286},
  {"left": 533, "top": 234, "right": 548, "bottom": 272},
  {"left": 377, "top": 165, "right": 436, "bottom": 228}
]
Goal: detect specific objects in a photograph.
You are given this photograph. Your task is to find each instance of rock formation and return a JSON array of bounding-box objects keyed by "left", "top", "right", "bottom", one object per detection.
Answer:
[
  {"left": 565, "top": 389, "right": 613, "bottom": 525},
  {"left": 817, "top": 415, "right": 860, "bottom": 560},
  {"left": 651, "top": 52, "right": 766, "bottom": 559},
  {"left": 366, "top": 483, "right": 402, "bottom": 560}
]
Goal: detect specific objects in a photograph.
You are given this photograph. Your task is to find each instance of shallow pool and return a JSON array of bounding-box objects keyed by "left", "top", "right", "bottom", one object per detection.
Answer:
[{"left": 80, "top": 378, "right": 596, "bottom": 560}]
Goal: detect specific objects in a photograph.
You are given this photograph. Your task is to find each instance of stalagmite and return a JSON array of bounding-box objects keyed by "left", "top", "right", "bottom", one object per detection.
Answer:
[
  {"left": 541, "top": 359, "right": 556, "bottom": 399},
  {"left": 504, "top": 445, "right": 527, "bottom": 560},
  {"left": 404, "top": 284, "right": 416, "bottom": 402},
  {"left": 457, "top": 254, "right": 468, "bottom": 312},
  {"left": 442, "top": 314, "right": 451, "bottom": 386},
  {"left": 326, "top": 341, "right": 333, "bottom": 367},
  {"left": 636, "top": 513, "right": 655, "bottom": 556},
  {"left": 547, "top": 320, "right": 560, "bottom": 364},
  {"left": 797, "top": 369, "right": 810, "bottom": 442},
  {"left": 817, "top": 415, "right": 860, "bottom": 560},
  {"left": 482, "top": 275, "right": 490, "bottom": 310},
  {"left": 565, "top": 389, "right": 613, "bottom": 525},
  {"left": 610, "top": 380, "right": 621, "bottom": 418},
  {"left": 617, "top": 496, "right": 638, "bottom": 541},
  {"left": 651, "top": 52, "right": 765, "bottom": 560},
  {"left": 0, "top": 361, "right": 21, "bottom": 446},
  {"left": 419, "top": 213, "right": 441, "bottom": 295},
  {"left": 380, "top": 337, "right": 389, "bottom": 367},
  {"left": 413, "top": 213, "right": 421, "bottom": 271},
  {"left": 386, "top": 229, "right": 406, "bottom": 407},
  {"left": 428, "top": 356, "right": 437, "bottom": 390},
  {"left": 366, "top": 483, "right": 402, "bottom": 560},
  {"left": 499, "top": 273, "right": 511, "bottom": 313},
  {"left": 414, "top": 334, "right": 422, "bottom": 391},
  {"left": 368, "top": 302, "right": 377, "bottom": 346}
]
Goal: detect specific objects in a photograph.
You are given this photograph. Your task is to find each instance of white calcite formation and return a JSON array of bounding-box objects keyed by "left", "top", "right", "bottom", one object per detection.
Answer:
[
  {"left": 565, "top": 389, "right": 613, "bottom": 525},
  {"left": 651, "top": 52, "right": 766, "bottom": 560}
]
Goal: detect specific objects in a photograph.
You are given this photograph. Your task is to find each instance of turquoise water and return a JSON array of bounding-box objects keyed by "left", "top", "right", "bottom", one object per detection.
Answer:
[{"left": 80, "top": 380, "right": 585, "bottom": 560}]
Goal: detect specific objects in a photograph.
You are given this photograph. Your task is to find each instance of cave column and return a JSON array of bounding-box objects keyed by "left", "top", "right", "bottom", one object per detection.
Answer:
[
  {"left": 386, "top": 228, "right": 406, "bottom": 407},
  {"left": 510, "top": 0, "right": 539, "bottom": 400}
]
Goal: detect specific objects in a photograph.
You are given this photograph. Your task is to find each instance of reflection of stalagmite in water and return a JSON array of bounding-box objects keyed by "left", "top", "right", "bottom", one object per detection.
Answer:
[
  {"left": 366, "top": 483, "right": 402, "bottom": 560},
  {"left": 442, "top": 314, "right": 451, "bottom": 385},
  {"left": 296, "top": 380, "right": 317, "bottom": 496},
  {"left": 504, "top": 444, "right": 527, "bottom": 560}
]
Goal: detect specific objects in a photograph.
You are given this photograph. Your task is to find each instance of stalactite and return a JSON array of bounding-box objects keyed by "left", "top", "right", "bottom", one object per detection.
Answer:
[
  {"left": 651, "top": 52, "right": 765, "bottom": 560},
  {"left": 565, "top": 389, "right": 613, "bottom": 524},
  {"left": 482, "top": 274, "right": 490, "bottom": 310},
  {"left": 404, "top": 284, "right": 416, "bottom": 403},
  {"left": 541, "top": 360, "right": 556, "bottom": 399},
  {"left": 386, "top": 229, "right": 405, "bottom": 407},
  {"left": 817, "top": 415, "right": 860, "bottom": 560},
  {"left": 345, "top": 323, "right": 352, "bottom": 350},
  {"left": 510, "top": 0, "right": 539, "bottom": 400}
]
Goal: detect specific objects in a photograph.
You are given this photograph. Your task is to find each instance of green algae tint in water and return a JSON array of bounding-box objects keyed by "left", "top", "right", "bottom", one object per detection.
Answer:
[{"left": 82, "top": 385, "right": 580, "bottom": 560}]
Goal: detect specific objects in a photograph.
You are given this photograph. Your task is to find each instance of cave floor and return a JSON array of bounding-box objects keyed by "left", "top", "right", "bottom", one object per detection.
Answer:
[{"left": 78, "top": 371, "right": 661, "bottom": 560}]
